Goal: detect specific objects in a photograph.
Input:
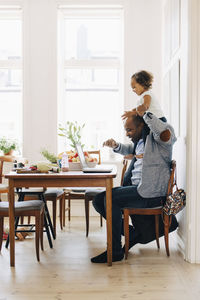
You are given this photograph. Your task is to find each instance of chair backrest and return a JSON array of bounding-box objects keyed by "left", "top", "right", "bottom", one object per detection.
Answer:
[
  {"left": 120, "top": 159, "right": 128, "bottom": 186},
  {"left": 119, "top": 159, "right": 176, "bottom": 194},
  {"left": 167, "top": 160, "right": 176, "bottom": 196},
  {"left": 0, "top": 156, "right": 14, "bottom": 184},
  {"left": 88, "top": 150, "right": 101, "bottom": 165}
]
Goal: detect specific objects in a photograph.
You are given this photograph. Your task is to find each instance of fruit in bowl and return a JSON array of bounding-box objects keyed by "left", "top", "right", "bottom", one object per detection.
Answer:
[
  {"left": 58, "top": 150, "right": 98, "bottom": 169},
  {"left": 86, "top": 161, "right": 97, "bottom": 168},
  {"left": 85, "top": 156, "right": 98, "bottom": 168}
]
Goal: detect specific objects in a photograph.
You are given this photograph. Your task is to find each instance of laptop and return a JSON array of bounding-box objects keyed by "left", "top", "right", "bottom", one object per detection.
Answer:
[{"left": 76, "top": 144, "right": 113, "bottom": 173}]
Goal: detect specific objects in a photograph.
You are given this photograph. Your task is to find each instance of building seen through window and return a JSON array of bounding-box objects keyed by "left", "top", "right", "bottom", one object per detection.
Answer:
[
  {"left": 0, "top": 14, "right": 22, "bottom": 150},
  {"left": 58, "top": 7, "right": 123, "bottom": 159}
]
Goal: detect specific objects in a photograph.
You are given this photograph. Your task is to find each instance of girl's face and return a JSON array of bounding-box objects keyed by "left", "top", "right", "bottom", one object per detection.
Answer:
[{"left": 131, "top": 77, "right": 146, "bottom": 95}]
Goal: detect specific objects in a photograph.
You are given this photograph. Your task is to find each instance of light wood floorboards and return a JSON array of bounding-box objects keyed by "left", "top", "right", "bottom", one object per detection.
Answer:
[{"left": 0, "top": 217, "right": 200, "bottom": 300}]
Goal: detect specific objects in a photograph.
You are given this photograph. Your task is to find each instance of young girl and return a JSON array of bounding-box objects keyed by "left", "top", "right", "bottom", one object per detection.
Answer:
[{"left": 122, "top": 70, "right": 166, "bottom": 122}]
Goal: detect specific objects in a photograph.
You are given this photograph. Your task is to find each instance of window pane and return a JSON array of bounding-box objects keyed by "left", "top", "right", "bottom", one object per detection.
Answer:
[
  {"left": 60, "top": 90, "right": 121, "bottom": 151},
  {"left": 59, "top": 9, "right": 123, "bottom": 159},
  {"left": 0, "top": 69, "right": 22, "bottom": 147},
  {"left": 65, "top": 18, "right": 121, "bottom": 59},
  {"left": 0, "top": 91, "right": 22, "bottom": 140},
  {"left": 65, "top": 68, "right": 119, "bottom": 89},
  {"left": 0, "top": 69, "right": 22, "bottom": 87},
  {"left": 0, "top": 19, "right": 22, "bottom": 60}
]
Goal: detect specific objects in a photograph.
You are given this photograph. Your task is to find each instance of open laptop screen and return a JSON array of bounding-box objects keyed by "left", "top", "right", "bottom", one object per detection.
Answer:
[{"left": 76, "top": 144, "right": 88, "bottom": 168}]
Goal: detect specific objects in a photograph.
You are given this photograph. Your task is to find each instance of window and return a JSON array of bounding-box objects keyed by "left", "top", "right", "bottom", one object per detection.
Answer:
[
  {"left": 0, "top": 8, "right": 22, "bottom": 151},
  {"left": 58, "top": 6, "right": 123, "bottom": 159}
]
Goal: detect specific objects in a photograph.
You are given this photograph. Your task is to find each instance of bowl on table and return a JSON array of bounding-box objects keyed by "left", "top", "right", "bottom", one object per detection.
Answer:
[
  {"left": 86, "top": 161, "right": 97, "bottom": 168},
  {"left": 69, "top": 162, "right": 82, "bottom": 171}
]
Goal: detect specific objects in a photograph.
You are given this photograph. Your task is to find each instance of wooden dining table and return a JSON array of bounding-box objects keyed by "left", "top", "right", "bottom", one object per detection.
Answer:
[{"left": 5, "top": 167, "right": 117, "bottom": 267}]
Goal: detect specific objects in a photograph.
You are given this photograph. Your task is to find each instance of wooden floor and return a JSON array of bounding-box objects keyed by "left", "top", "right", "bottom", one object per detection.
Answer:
[{"left": 1, "top": 216, "right": 200, "bottom": 300}]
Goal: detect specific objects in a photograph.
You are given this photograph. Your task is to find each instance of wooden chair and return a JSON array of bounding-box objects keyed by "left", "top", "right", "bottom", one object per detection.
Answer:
[
  {"left": 19, "top": 188, "right": 65, "bottom": 238},
  {"left": 0, "top": 156, "right": 14, "bottom": 201},
  {"left": 44, "top": 189, "right": 65, "bottom": 237},
  {"left": 63, "top": 150, "right": 103, "bottom": 236},
  {"left": 0, "top": 200, "right": 44, "bottom": 262},
  {"left": 84, "top": 159, "right": 128, "bottom": 237},
  {"left": 123, "top": 160, "right": 176, "bottom": 259}
]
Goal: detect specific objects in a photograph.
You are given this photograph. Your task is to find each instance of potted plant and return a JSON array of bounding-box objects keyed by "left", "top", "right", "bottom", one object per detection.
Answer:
[
  {"left": 0, "top": 137, "right": 18, "bottom": 155},
  {"left": 58, "top": 121, "right": 85, "bottom": 170},
  {"left": 58, "top": 121, "right": 85, "bottom": 149}
]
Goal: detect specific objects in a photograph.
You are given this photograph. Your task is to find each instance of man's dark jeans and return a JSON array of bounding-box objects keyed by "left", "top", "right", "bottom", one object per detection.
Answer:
[{"left": 93, "top": 186, "right": 163, "bottom": 253}]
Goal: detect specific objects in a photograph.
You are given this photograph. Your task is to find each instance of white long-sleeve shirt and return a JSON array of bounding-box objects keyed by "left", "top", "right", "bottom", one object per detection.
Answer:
[
  {"left": 137, "top": 90, "right": 164, "bottom": 119},
  {"left": 131, "top": 139, "right": 144, "bottom": 186},
  {"left": 114, "top": 139, "right": 144, "bottom": 186}
]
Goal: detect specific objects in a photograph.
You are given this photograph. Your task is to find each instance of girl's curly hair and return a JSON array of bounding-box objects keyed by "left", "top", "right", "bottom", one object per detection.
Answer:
[{"left": 132, "top": 70, "right": 153, "bottom": 89}]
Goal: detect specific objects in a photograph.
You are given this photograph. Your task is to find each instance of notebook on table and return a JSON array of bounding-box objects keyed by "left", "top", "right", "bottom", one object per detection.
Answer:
[{"left": 75, "top": 144, "right": 113, "bottom": 173}]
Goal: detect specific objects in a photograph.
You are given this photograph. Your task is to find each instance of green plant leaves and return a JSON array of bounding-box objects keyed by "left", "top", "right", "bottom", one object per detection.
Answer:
[
  {"left": 0, "top": 137, "right": 18, "bottom": 154},
  {"left": 58, "top": 121, "right": 85, "bottom": 149},
  {"left": 40, "top": 149, "right": 58, "bottom": 163}
]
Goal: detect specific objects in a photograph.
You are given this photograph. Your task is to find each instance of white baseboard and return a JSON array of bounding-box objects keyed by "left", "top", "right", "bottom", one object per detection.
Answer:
[{"left": 176, "top": 228, "right": 186, "bottom": 259}]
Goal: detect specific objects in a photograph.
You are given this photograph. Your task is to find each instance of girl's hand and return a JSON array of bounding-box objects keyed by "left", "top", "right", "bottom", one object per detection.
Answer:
[
  {"left": 124, "top": 154, "right": 134, "bottom": 160},
  {"left": 103, "top": 139, "right": 118, "bottom": 148},
  {"left": 121, "top": 110, "right": 137, "bottom": 120},
  {"left": 136, "top": 104, "right": 146, "bottom": 116}
]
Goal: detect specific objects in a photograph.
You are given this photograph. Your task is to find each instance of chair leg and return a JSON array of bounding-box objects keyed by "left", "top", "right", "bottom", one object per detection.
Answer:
[
  {"left": 40, "top": 194, "right": 55, "bottom": 240},
  {"left": 35, "top": 213, "right": 40, "bottom": 262},
  {"left": 0, "top": 217, "right": 4, "bottom": 251},
  {"left": 5, "top": 216, "right": 20, "bottom": 248},
  {"left": 100, "top": 215, "right": 103, "bottom": 227},
  {"left": 43, "top": 211, "right": 53, "bottom": 248},
  {"left": 52, "top": 200, "right": 57, "bottom": 238},
  {"left": 164, "top": 214, "right": 170, "bottom": 256},
  {"left": 63, "top": 196, "right": 66, "bottom": 227},
  {"left": 40, "top": 211, "right": 44, "bottom": 251},
  {"left": 85, "top": 199, "right": 90, "bottom": 237},
  {"left": 155, "top": 215, "right": 160, "bottom": 249},
  {"left": 18, "top": 193, "right": 25, "bottom": 225},
  {"left": 68, "top": 198, "right": 71, "bottom": 221},
  {"left": 59, "top": 195, "right": 63, "bottom": 230},
  {"left": 124, "top": 209, "right": 130, "bottom": 260}
]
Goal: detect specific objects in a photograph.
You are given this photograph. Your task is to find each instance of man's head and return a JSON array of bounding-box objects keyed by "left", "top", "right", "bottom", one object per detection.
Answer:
[{"left": 124, "top": 115, "right": 145, "bottom": 143}]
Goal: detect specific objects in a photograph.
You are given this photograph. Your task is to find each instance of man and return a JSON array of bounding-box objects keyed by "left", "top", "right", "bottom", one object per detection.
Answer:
[{"left": 91, "top": 112, "right": 177, "bottom": 263}]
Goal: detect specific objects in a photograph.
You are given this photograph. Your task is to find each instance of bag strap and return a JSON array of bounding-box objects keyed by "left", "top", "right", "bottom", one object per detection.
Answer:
[
  {"left": 174, "top": 167, "right": 178, "bottom": 191},
  {"left": 161, "top": 212, "right": 172, "bottom": 227},
  {"left": 167, "top": 162, "right": 177, "bottom": 195}
]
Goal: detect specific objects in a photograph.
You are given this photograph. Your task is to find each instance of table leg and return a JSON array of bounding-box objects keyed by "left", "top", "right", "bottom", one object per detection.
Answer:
[
  {"left": 8, "top": 180, "right": 15, "bottom": 267},
  {"left": 106, "top": 178, "right": 113, "bottom": 266}
]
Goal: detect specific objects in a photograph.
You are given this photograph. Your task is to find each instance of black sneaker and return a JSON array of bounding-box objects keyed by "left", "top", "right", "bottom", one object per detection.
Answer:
[{"left": 91, "top": 250, "right": 124, "bottom": 263}]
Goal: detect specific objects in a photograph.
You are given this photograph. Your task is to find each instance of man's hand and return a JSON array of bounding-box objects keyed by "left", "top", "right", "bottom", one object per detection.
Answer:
[
  {"left": 121, "top": 109, "right": 137, "bottom": 120},
  {"left": 103, "top": 139, "right": 118, "bottom": 148},
  {"left": 160, "top": 129, "right": 171, "bottom": 142}
]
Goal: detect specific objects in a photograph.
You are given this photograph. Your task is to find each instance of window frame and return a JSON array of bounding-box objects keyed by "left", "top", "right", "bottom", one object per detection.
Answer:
[
  {"left": 0, "top": 6, "right": 23, "bottom": 150},
  {"left": 58, "top": 5, "right": 124, "bottom": 157}
]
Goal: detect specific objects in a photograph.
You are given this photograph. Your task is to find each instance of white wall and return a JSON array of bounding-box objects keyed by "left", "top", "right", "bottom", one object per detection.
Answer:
[
  {"left": 124, "top": 0, "right": 162, "bottom": 114},
  {"left": 162, "top": 0, "right": 188, "bottom": 258},
  {"left": 23, "top": 0, "right": 58, "bottom": 164},
  {"left": 185, "top": 0, "right": 200, "bottom": 263}
]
